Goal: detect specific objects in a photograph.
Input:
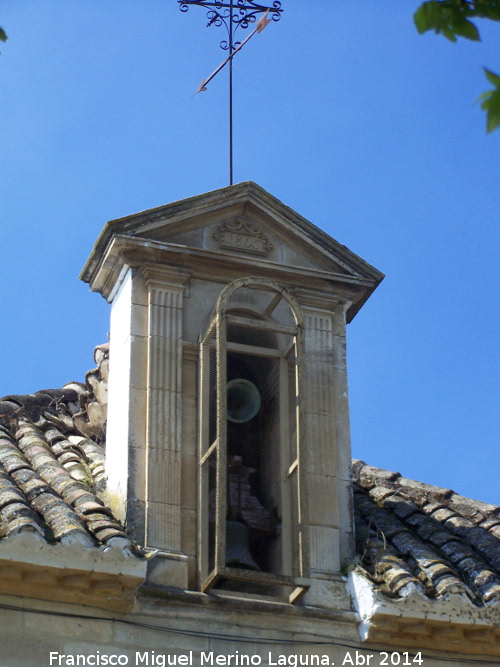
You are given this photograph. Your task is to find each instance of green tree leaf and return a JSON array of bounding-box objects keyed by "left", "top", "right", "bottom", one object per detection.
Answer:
[
  {"left": 414, "top": 1, "right": 481, "bottom": 40},
  {"left": 414, "top": 1, "right": 450, "bottom": 35},
  {"left": 451, "top": 16, "right": 480, "bottom": 41},
  {"left": 414, "top": 2, "right": 438, "bottom": 33},
  {"left": 0, "top": 27, "right": 7, "bottom": 43},
  {"left": 480, "top": 68, "right": 500, "bottom": 132},
  {"left": 484, "top": 67, "right": 500, "bottom": 87},
  {"left": 441, "top": 24, "right": 458, "bottom": 41},
  {"left": 414, "top": 1, "right": 500, "bottom": 132}
]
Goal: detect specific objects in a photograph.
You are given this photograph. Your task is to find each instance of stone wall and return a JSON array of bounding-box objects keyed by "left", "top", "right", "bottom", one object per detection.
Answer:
[{"left": 0, "top": 591, "right": 478, "bottom": 667}]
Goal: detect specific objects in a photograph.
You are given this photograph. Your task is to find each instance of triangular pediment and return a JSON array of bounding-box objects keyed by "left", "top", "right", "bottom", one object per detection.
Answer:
[
  {"left": 82, "top": 182, "right": 382, "bottom": 287},
  {"left": 144, "top": 212, "right": 353, "bottom": 277}
]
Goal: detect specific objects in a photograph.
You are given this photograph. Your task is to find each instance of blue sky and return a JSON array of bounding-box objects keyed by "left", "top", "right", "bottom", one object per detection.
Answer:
[{"left": 2, "top": 1, "right": 499, "bottom": 503}]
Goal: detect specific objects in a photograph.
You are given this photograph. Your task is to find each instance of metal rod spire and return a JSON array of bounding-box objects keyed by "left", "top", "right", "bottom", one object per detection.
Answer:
[
  {"left": 179, "top": 0, "right": 283, "bottom": 186},
  {"left": 229, "top": 0, "right": 234, "bottom": 185}
]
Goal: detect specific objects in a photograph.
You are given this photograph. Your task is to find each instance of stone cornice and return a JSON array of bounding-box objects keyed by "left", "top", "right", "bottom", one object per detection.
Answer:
[
  {"left": 80, "top": 183, "right": 383, "bottom": 285},
  {"left": 87, "top": 235, "right": 374, "bottom": 321},
  {"left": 350, "top": 570, "right": 500, "bottom": 657},
  {"left": 137, "top": 582, "right": 360, "bottom": 626},
  {"left": 80, "top": 183, "right": 384, "bottom": 322},
  {"left": 0, "top": 532, "right": 147, "bottom": 613}
]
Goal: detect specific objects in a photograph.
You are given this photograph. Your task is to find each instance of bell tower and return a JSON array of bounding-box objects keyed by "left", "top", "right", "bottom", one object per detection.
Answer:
[{"left": 81, "top": 182, "right": 383, "bottom": 606}]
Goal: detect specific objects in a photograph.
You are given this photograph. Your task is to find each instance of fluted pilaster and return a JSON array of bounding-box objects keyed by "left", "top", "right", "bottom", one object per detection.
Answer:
[
  {"left": 143, "top": 268, "right": 189, "bottom": 551},
  {"left": 302, "top": 303, "right": 352, "bottom": 575}
]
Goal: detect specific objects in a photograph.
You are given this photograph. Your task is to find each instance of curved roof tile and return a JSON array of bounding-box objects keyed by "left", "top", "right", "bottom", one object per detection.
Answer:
[
  {"left": 354, "top": 459, "right": 500, "bottom": 606},
  {"left": 0, "top": 344, "right": 128, "bottom": 550}
]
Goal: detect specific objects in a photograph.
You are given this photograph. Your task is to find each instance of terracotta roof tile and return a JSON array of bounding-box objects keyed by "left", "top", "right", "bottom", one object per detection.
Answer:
[
  {"left": 0, "top": 344, "right": 128, "bottom": 551},
  {"left": 396, "top": 477, "right": 453, "bottom": 503},
  {"left": 0, "top": 500, "right": 44, "bottom": 537},
  {"left": 439, "top": 539, "right": 477, "bottom": 564},
  {"left": 479, "top": 517, "right": 500, "bottom": 530},
  {"left": 427, "top": 529, "right": 459, "bottom": 548},
  {"left": 354, "top": 460, "right": 500, "bottom": 606},
  {"left": 0, "top": 471, "right": 30, "bottom": 510}
]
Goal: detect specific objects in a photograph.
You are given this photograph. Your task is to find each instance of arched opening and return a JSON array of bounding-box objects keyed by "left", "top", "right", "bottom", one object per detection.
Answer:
[{"left": 198, "top": 278, "right": 309, "bottom": 602}]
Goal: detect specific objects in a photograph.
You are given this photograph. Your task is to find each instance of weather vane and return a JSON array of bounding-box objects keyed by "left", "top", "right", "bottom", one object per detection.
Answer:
[{"left": 179, "top": 1, "right": 284, "bottom": 185}]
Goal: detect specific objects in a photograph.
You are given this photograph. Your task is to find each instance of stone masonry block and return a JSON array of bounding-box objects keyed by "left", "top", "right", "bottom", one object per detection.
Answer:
[
  {"left": 147, "top": 449, "right": 181, "bottom": 505},
  {"left": 181, "top": 395, "right": 197, "bottom": 458},
  {"left": 307, "top": 413, "right": 338, "bottom": 476},
  {"left": 25, "top": 611, "right": 112, "bottom": 642},
  {"left": 304, "top": 576, "right": 352, "bottom": 611},
  {"left": 1, "top": 632, "right": 61, "bottom": 666},
  {"left": 146, "top": 554, "right": 189, "bottom": 590},
  {"left": 128, "top": 334, "right": 148, "bottom": 391},
  {"left": 147, "top": 338, "right": 183, "bottom": 391},
  {"left": 182, "top": 455, "right": 197, "bottom": 511},
  {"left": 336, "top": 420, "right": 353, "bottom": 482},
  {"left": 130, "top": 302, "right": 148, "bottom": 338},
  {"left": 332, "top": 305, "right": 346, "bottom": 337},
  {"left": 131, "top": 268, "right": 149, "bottom": 306},
  {"left": 181, "top": 508, "right": 197, "bottom": 557},
  {"left": 127, "top": 387, "right": 148, "bottom": 448},
  {"left": 182, "top": 355, "right": 198, "bottom": 399},
  {"left": 127, "top": 443, "right": 147, "bottom": 500},
  {"left": 310, "top": 525, "right": 340, "bottom": 574},
  {"left": 146, "top": 501, "right": 181, "bottom": 551},
  {"left": 308, "top": 473, "right": 339, "bottom": 528},
  {"left": 147, "top": 388, "right": 182, "bottom": 452}
]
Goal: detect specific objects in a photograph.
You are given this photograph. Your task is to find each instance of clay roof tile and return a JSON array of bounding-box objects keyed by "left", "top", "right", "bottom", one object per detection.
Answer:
[
  {"left": 0, "top": 345, "right": 130, "bottom": 551},
  {"left": 354, "top": 460, "right": 500, "bottom": 606}
]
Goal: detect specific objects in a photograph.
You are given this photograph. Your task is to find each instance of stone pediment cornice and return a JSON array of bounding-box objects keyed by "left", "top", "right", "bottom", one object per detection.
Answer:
[
  {"left": 87, "top": 234, "right": 377, "bottom": 322},
  {"left": 81, "top": 182, "right": 383, "bottom": 321}
]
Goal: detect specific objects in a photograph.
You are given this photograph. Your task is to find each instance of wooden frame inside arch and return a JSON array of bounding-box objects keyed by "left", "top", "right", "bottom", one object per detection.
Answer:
[{"left": 198, "top": 277, "right": 310, "bottom": 603}]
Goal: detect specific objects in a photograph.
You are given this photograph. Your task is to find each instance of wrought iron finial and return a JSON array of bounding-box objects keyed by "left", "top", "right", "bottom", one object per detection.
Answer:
[
  {"left": 179, "top": 0, "right": 284, "bottom": 185},
  {"left": 179, "top": 1, "right": 282, "bottom": 51}
]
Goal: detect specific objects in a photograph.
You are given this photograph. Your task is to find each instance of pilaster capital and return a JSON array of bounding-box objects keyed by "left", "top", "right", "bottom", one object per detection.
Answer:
[
  {"left": 141, "top": 264, "right": 192, "bottom": 293},
  {"left": 294, "top": 288, "right": 346, "bottom": 315}
]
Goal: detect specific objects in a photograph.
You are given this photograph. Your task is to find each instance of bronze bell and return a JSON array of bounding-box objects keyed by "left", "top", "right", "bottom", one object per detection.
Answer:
[
  {"left": 227, "top": 379, "right": 261, "bottom": 423},
  {"left": 225, "top": 520, "right": 260, "bottom": 571}
]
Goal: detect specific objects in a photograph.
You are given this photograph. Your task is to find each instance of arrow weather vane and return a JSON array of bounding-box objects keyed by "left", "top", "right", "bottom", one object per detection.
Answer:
[{"left": 178, "top": 1, "right": 284, "bottom": 185}]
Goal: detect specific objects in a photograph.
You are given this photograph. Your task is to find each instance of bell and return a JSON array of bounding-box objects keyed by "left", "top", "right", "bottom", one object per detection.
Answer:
[
  {"left": 225, "top": 520, "right": 260, "bottom": 571},
  {"left": 226, "top": 379, "right": 261, "bottom": 423}
]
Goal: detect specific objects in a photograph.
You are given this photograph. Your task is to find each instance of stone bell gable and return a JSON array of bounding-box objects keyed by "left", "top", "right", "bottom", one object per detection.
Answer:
[
  {"left": 1, "top": 182, "right": 500, "bottom": 662},
  {"left": 80, "top": 181, "right": 384, "bottom": 606}
]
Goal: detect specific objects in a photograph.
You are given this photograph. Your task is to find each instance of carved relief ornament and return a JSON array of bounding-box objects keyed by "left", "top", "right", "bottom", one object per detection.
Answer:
[{"left": 213, "top": 219, "right": 273, "bottom": 257}]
